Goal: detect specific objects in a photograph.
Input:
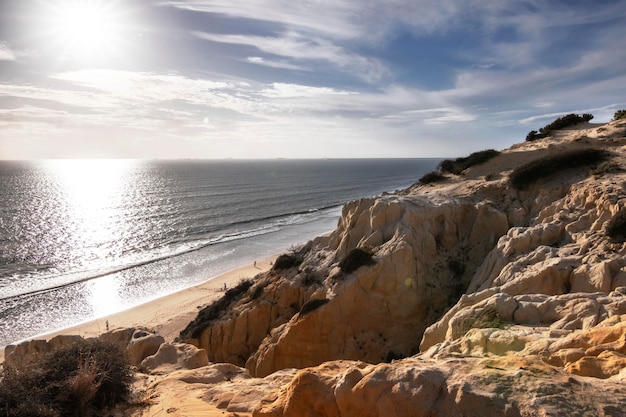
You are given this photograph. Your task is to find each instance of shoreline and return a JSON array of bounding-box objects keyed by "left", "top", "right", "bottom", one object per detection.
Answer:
[{"left": 1, "top": 257, "right": 275, "bottom": 363}]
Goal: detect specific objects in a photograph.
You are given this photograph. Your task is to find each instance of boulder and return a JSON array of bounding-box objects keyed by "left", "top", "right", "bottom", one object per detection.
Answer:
[
  {"left": 140, "top": 342, "right": 209, "bottom": 373},
  {"left": 127, "top": 329, "right": 165, "bottom": 366}
]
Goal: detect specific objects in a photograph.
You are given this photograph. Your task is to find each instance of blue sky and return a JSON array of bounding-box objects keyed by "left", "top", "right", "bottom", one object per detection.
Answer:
[{"left": 1, "top": 0, "right": 625, "bottom": 159}]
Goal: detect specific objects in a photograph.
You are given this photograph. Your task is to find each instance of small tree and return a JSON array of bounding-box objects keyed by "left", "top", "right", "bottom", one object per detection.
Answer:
[{"left": 613, "top": 110, "right": 626, "bottom": 120}]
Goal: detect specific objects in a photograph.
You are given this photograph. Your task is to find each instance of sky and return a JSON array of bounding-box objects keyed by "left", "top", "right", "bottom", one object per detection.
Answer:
[{"left": 1, "top": 0, "right": 626, "bottom": 159}]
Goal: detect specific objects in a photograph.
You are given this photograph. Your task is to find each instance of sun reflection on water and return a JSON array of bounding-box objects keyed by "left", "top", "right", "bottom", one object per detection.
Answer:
[{"left": 41, "top": 159, "right": 138, "bottom": 311}]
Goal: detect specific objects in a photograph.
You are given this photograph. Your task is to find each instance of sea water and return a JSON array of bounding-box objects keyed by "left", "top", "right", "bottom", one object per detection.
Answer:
[{"left": 0, "top": 159, "right": 439, "bottom": 346}]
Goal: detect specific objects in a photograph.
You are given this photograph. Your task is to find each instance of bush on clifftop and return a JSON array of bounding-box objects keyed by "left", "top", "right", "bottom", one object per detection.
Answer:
[
  {"left": 419, "top": 171, "right": 446, "bottom": 184},
  {"left": 438, "top": 149, "right": 500, "bottom": 175},
  {"left": 272, "top": 253, "right": 302, "bottom": 270},
  {"left": 526, "top": 113, "right": 594, "bottom": 142},
  {"left": 509, "top": 148, "right": 610, "bottom": 189},
  {"left": 614, "top": 109, "right": 626, "bottom": 121}
]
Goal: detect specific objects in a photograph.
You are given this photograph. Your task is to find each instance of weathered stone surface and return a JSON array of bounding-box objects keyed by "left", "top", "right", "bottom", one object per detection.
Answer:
[
  {"left": 421, "top": 291, "right": 626, "bottom": 353},
  {"left": 127, "top": 329, "right": 165, "bottom": 366},
  {"left": 249, "top": 356, "right": 626, "bottom": 417},
  {"left": 3, "top": 327, "right": 165, "bottom": 369},
  {"left": 141, "top": 342, "right": 209, "bottom": 373},
  {"left": 244, "top": 198, "right": 509, "bottom": 376}
]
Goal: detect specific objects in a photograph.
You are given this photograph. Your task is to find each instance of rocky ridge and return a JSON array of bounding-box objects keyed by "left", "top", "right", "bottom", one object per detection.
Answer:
[{"left": 5, "top": 120, "right": 626, "bottom": 416}]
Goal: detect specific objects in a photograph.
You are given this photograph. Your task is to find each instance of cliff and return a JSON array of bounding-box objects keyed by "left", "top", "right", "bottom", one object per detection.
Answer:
[{"left": 6, "top": 119, "right": 626, "bottom": 416}]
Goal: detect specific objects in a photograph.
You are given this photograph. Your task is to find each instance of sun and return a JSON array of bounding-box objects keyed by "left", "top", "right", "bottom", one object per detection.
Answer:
[{"left": 42, "top": 0, "right": 130, "bottom": 64}]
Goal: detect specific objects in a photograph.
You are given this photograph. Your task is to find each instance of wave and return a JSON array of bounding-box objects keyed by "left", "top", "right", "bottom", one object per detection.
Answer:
[{"left": 0, "top": 205, "right": 341, "bottom": 301}]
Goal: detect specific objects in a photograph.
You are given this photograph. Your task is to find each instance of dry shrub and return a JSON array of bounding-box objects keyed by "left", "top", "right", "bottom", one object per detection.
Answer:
[
  {"left": 509, "top": 148, "right": 609, "bottom": 189},
  {"left": 0, "top": 339, "right": 132, "bottom": 417},
  {"left": 339, "top": 247, "right": 375, "bottom": 274},
  {"left": 180, "top": 278, "right": 253, "bottom": 340}
]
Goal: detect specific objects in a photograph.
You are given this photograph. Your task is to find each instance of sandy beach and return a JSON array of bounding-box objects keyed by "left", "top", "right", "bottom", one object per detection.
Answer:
[{"left": 1, "top": 257, "right": 274, "bottom": 362}]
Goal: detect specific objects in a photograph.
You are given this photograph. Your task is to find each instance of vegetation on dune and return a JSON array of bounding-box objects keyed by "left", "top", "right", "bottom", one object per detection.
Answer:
[
  {"left": 419, "top": 171, "right": 447, "bottom": 184},
  {"left": 438, "top": 149, "right": 500, "bottom": 175},
  {"left": 272, "top": 253, "right": 302, "bottom": 270},
  {"left": 614, "top": 109, "right": 626, "bottom": 121},
  {"left": 339, "top": 247, "right": 376, "bottom": 274},
  {"left": 525, "top": 113, "right": 594, "bottom": 142},
  {"left": 509, "top": 148, "right": 610, "bottom": 189},
  {"left": 180, "top": 278, "right": 253, "bottom": 340},
  {"left": 0, "top": 339, "right": 133, "bottom": 417}
]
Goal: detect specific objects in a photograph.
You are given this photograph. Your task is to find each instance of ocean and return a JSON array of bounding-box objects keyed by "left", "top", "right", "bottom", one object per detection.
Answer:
[{"left": 0, "top": 158, "right": 439, "bottom": 347}]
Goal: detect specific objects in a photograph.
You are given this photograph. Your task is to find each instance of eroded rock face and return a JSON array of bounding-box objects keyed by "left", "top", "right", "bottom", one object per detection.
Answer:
[
  {"left": 256, "top": 356, "right": 626, "bottom": 416},
  {"left": 182, "top": 273, "right": 314, "bottom": 367},
  {"left": 3, "top": 335, "right": 82, "bottom": 369},
  {"left": 182, "top": 123, "right": 626, "bottom": 380},
  {"left": 469, "top": 181, "right": 626, "bottom": 297},
  {"left": 153, "top": 121, "right": 626, "bottom": 413},
  {"left": 3, "top": 327, "right": 164, "bottom": 368},
  {"left": 262, "top": 198, "right": 510, "bottom": 377}
]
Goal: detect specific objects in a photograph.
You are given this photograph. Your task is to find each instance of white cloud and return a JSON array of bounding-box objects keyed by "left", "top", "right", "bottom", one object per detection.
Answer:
[
  {"left": 259, "top": 83, "right": 353, "bottom": 99},
  {"left": 165, "top": 1, "right": 626, "bottom": 43},
  {"left": 246, "top": 56, "right": 308, "bottom": 71},
  {"left": 0, "top": 43, "right": 17, "bottom": 61},
  {"left": 195, "top": 31, "right": 389, "bottom": 83}
]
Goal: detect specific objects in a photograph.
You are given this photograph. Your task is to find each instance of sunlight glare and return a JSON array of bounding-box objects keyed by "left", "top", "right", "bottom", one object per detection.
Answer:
[
  {"left": 44, "top": 0, "right": 131, "bottom": 64},
  {"left": 45, "top": 159, "right": 135, "bottom": 260}
]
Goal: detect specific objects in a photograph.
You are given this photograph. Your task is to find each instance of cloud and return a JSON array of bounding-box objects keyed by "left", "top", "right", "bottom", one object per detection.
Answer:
[
  {"left": 384, "top": 107, "right": 477, "bottom": 124},
  {"left": 259, "top": 83, "right": 353, "bottom": 99},
  {"left": 519, "top": 103, "right": 626, "bottom": 125},
  {"left": 0, "top": 43, "right": 17, "bottom": 61},
  {"left": 246, "top": 57, "right": 308, "bottom": 71},
  {"left": 194, "top": 31, "right": 389, "bottom": 83}
]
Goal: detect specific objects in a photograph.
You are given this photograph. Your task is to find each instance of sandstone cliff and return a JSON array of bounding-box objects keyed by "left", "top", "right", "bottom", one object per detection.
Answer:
[{"left": 7, "top": 119, "right": 626, "bottom": 416}]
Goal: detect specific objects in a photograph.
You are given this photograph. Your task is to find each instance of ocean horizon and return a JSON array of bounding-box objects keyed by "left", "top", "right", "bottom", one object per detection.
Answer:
[{"left": 0, "top": 158, "right": 440, "bottom": 346}]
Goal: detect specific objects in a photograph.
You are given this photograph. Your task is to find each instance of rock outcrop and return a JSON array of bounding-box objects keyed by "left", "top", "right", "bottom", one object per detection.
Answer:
[
  {"left": 184, "top": 196, "right": 511, "bottom": 377},
  {"left": 4, "top": 327, "right": 165, "bottom": 368},
  {"left": 8, "top": 120, "right": 626, "bottom": 416},
  {"left": 137, "top": 119, "right": 626, "bottom": 415}
]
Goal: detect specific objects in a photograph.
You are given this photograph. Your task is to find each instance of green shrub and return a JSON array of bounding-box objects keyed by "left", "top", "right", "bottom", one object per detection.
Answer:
[
  {"left": 339, "top": 247, "right": 375, "bottom": 274},
  {"left": 438, "top": 149, "right": 500, "bottom": 175},
  {"left": 509, "top": 148, "right": 609, "bottom": 189},
  {"left": 298, "top": 298, "right": 329, "bottom": 317},
  {"left": 525, "top": 130, "right": 546, "bottom": 142},
  {"left": 272, "top": 253, "right": 302, "bottom": 270},
  {"left": 419, "top": 171, "right": 446, "bottom": 184},
  {"left": 606, "top": 207, "right": 626, "bottom": 242},
  {"left": 614, "top": 109, "right": 626, "bottom": 120},
  {"left": 180, "top": 279, "right": 253, "bottom": 339},
  {"left": 541, "top": 113, "right": 593, "bottom": 133},
  {"left": 527, "top": 113, "right": 595, "bottom": 142},
  {"left": 0, "top": 339, "right": 132, "bottom": 417}
]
